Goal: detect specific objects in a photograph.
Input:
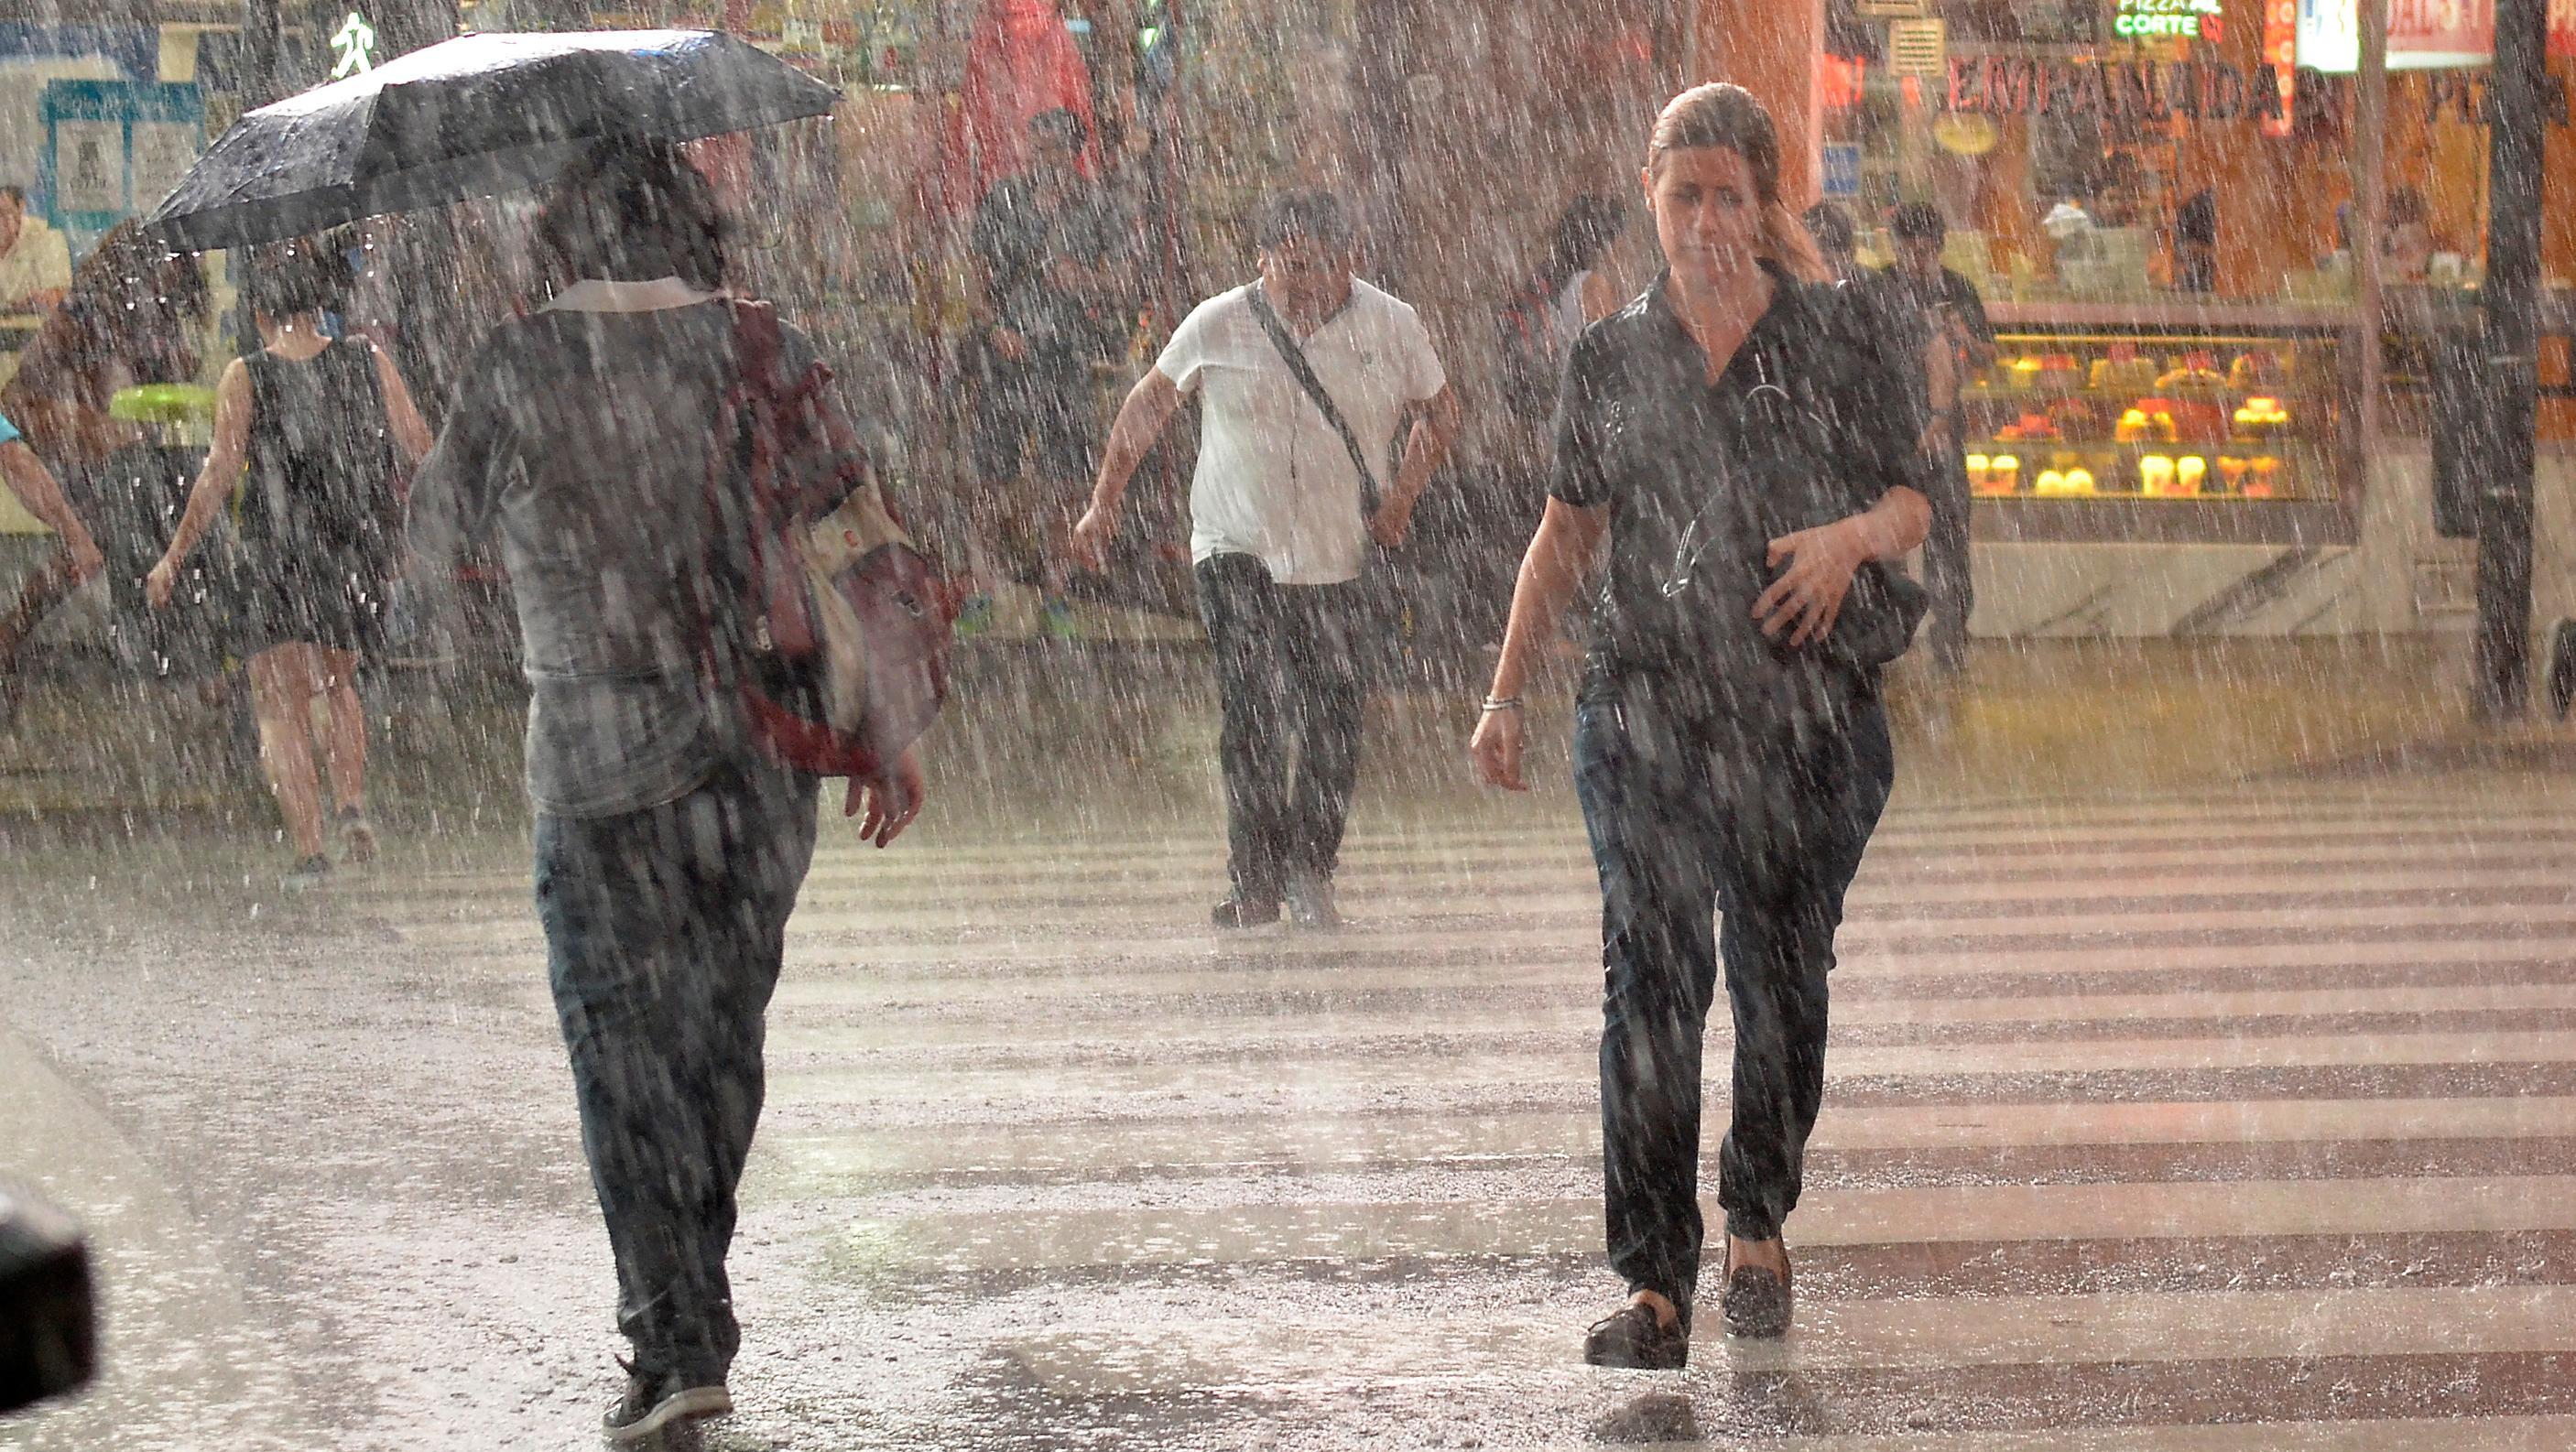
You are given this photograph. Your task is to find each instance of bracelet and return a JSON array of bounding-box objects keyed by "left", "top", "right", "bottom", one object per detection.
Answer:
[{"left": 1479, "top": 696, "right": 1524, "bottom": 714}]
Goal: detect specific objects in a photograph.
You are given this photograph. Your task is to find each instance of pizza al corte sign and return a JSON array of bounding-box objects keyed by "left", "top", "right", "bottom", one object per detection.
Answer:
[{"left": 2115, "top": 0, "right": 2224, "bottom": 41}]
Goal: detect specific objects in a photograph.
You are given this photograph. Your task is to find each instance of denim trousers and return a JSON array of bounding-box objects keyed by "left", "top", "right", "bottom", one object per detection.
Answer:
[
  {"left": 1195, "top": 553, "right": 1365, "bottom": 903},
  {"left": 533, "top": 760, "right": 819, "bottom": 1386},
  {"left": 1572, "top": 674, "right": 1893, "bottom": 1322}
]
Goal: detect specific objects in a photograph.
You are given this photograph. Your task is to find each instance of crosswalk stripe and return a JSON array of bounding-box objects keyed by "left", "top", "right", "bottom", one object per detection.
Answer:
[{"left": 334, "top": 782, "right": 2576, "bottom": 1446}]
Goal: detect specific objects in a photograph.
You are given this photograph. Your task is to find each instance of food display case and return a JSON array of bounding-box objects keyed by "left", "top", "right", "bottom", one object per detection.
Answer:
[{"left": 1966, "top": 304, "right": 2357, "bottom": 546}]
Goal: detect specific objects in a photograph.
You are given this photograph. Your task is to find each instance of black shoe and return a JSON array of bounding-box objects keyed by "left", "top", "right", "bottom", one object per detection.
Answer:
[
  {"left": 603, "top": 1360, "right": 731, "bottom": 1446},
  {"left": 1283, "top": 876, "right": 1341, "bottom": 931},
  {"left": 1583, "top": 1301, "right": 1690, "bottom": 1371},
  {"left": 1211, "top": 895, "right": 1280, "bottom": 929},
  {"left": 1721, "top": 1263, "right": 1792, "bottom": 1338},
  {"left": 2549, "top": 619, "right": 2576, "bottom": 721}
]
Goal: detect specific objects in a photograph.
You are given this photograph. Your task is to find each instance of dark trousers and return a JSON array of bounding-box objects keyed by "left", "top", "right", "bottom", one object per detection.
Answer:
[
  {"left": 1196, "top": 553, "right": 1364, "bottom": 904},
  {"left": 1572, "top": 678, "right": 1893, "bottom": 1321},
  {"left": 1922, "top": 442, "right": 1973, "bottom": 670},
  {"left": 533, "top": 761, "right": 819, "bottom": 1386}
]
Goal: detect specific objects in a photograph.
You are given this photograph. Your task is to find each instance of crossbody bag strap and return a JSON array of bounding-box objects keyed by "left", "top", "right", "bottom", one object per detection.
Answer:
[{"left": 1244, "top": 287, "right": 1380, "bottom": 514}]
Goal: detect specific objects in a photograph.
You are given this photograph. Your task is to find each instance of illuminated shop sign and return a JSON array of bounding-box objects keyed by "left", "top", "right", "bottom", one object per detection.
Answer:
[
  {"left": 1949, "top": 57, "right": 2288, "bottom": 120},
  {"left": 2115, "top": 0, "right": 2223, "bottom": 42},
  {"left": 2297, "top": 0, "right": 2576, "bottom": 72}
]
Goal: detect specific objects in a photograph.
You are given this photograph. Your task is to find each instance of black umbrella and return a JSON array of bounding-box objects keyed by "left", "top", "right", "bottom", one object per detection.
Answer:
[{"left": 143, "top": 29, "right": 838, "bottom": 252}]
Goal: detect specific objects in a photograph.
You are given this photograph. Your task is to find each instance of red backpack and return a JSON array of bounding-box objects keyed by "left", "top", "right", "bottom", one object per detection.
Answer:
[{"left": 710, "top": 299, "right": 955, "bottom": 784}]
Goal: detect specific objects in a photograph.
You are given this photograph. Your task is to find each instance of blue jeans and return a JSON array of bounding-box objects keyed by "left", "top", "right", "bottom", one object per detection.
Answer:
[
  {"left": 1573, "top": 675, "right": 1892, "bottom": 1322},
  {"left": 533, "top": 760, "right": 819, "bottom": 1386}
]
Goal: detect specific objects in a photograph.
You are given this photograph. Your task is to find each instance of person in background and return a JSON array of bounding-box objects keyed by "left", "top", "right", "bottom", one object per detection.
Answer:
[
  {"left": 407, "top": 140, "right": 923, "bottom": 1445},
  {"left": 1801, "top": 201, "right": 1861, "bottom": 284},
  {"left": 0, "top": 187, "right": 71, "bottom": 315},
  {"left": 147, "top": 242, "right": 430, "bottom": 890},
  {"left": 1865, "top": 201, "right": 1992, "bottom": 677},
  {"left": 0, "top": 411, "right": 102, "bottom": 724},
  {"left": 2381, "top": 185, "right": 2435, "bottom": 285},
  {"left": 0, "top": 223, "right": 209, "bottom": 708},
  {"left": 967, "top": 106, "right": 1124, "bottom": 639},
  {"left": 1070, "top": 189, "right": 1458, "bottom": 931},
  {"left": 2172, "top": 188, "right": 2217, "bottom": 294}
]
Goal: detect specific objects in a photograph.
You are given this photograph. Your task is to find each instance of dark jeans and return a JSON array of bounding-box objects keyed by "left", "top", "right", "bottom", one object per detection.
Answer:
[
  {"left": 533, "top": 760, "right": 819, "bottom": 1387},
  {"left": 1196, "top": 553, "right": 1364, "bottom": 904},
  {"left": 1572, "top": 676, "right": 1893, "bottom": 1322},
  {"left": 1922, "top": 441, "right": 1973, "bottom": 670}
]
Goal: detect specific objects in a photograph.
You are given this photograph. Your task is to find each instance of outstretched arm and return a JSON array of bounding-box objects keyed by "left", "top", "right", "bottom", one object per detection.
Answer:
[
  {"left": 146, "top": 360, "right": 253, "bottom": 608},
  {"left": 1370, "top": 383, "right": 1462, "bottom": 548},
  {"left": 1470, "top": 497, "right": 1608, "bottom": 792},
  {"left": 367, "top": 341, "right": 434, "bottom": 466},
  {"left": 1069, "top": 367, "right": 1184, "bottom": 571},
  {"left": 0, "top": 440, "right": 101, "bottom": 583}
]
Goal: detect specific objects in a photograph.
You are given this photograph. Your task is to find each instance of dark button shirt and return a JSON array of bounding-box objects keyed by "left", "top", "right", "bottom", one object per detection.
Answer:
[
  {"left": 1854, "top": 263, "right": 1994, "bottom": 415},
  {"left": 971, "top": 174, "right": 1120, "bottom": 358},
  {"left": 1549, "top": 262, "right": 1922, "bottom": 704}
]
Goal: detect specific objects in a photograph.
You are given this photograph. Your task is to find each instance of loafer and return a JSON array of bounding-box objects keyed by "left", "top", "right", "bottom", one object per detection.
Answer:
[
  {"left": 1583, "top": 1301, "right": 1690, "bottom": 1371},
  {"left": 1211, "top": 895, "right": 1280, "bottom": 929},
  {"left": 1721, "top": 1263, "right": 1792, "bottom": 1338}
]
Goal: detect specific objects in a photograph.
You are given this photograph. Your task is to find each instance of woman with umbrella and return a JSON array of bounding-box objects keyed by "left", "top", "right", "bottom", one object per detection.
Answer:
[
  {"left": 406, "top": 138, "right": 923, "bottom": 1446},
  {"left": 147, "top": 241, "right": 431, "bottom": 889},
  {"left": 1470, "top": 82, "right": 1929, "bottom": 1365}
]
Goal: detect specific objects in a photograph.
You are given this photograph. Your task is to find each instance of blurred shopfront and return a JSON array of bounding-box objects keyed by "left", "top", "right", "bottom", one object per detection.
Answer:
[{"left": 1780, "top": 0, "right": 2576, "bottom": 638}]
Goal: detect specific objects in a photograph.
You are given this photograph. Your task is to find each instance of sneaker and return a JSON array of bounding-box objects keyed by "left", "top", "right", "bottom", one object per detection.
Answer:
[
  {"left": 336, "top": 807, "right": 378, "bottom": 866},
  {"left": 603, "top": 1360, "right": 731, "bottom": 1446},
  {"left": 282, "top": 855, "right": 332, "bottom": 892},
  {"left": 1038, "top": 597, "right": 1081, "bottom": 642},
  {"left": 1210, "top": 895, "right": 1280, "bottom": 929},
  {"left": 1284, "top": 876, "right": 1341, "bottom": 931},
  {"left": 953, "top": 593, "right": 995, "bottom": 639},
  {"left": 1583, "top": 1300, "right": 1690, "bottom": 1371}
]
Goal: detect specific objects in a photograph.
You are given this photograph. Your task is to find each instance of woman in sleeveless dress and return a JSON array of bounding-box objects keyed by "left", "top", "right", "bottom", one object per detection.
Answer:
[{"left": 148, "top": 242, "right": 431, "bottom": 889}]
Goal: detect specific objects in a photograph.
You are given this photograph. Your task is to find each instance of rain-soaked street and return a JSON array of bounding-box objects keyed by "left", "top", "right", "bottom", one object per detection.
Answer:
[{"left": 8, "top": 641, "right": 2576, "bottom": 1450}]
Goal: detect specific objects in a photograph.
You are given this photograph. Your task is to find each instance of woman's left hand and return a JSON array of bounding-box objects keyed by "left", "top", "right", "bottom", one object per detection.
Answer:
[{"left": 1755, "top": 520, "right": 1866, "bottom": 649}]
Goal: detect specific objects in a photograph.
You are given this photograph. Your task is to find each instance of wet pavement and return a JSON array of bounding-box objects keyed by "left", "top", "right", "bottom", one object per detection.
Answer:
[{"left": 6, "top": 642, "right": 2576, "bottom": 1448}]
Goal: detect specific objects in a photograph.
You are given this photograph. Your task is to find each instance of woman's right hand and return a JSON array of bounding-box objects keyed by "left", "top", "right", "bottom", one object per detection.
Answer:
[
  {"left": 144, "top": 557, "right": 179, "bottom": 610},
  {"left": 1471, "top": 706, "right": 1527, "bottom": 792}
]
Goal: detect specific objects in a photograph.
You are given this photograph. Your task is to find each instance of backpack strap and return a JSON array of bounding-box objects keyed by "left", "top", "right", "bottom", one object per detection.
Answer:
[{"left": 1244, "top": 286, "right": 1381, "bottom": 514}]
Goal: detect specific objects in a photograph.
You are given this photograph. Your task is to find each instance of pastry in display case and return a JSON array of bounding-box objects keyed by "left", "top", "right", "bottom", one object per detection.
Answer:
[{"left": 1961, "top": 329, "right": 2341, "bottom": 508}]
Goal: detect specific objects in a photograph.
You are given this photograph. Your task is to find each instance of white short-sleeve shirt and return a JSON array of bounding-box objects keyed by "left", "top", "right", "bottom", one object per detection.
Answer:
[{"left": 1155, "top": 278, "right": 1447, "bottom": 586}]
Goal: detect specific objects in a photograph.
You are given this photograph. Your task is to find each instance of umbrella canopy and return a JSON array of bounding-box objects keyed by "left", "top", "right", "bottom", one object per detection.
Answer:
[{"left": 144, "top": 29, "right": 838, "bottom": 252}]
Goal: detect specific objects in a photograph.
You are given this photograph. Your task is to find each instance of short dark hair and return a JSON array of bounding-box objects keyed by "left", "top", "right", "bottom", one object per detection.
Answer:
[
  {"left": 1029, "top": 107, "right": 1087, "bottom": 149},
  {"left": 0, "top": 185, "right": 25, "bottom": 209},
  {"left": 1802, "top": 201, "right": 1856, "bottom": 255},
  {"left": 249, "top": 237, "right": 353, "bottom": 318},
  {"left": 1255, "top": 190, "right": 1352, "bottom": 253},
  {"left": 537, "top": 139, "right": 727, "bottom": 290},
  {"left": 1888, "top": 202, "right": 1947, "bottom": 243}
]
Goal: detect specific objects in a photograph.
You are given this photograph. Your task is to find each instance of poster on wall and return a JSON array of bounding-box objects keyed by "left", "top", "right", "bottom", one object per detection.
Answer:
[
  {"left": 40, "top": 81, "right": 203, "bottom": 254},
  {"left": 51, "top": 118, "right": 120, "bottom": 214}
]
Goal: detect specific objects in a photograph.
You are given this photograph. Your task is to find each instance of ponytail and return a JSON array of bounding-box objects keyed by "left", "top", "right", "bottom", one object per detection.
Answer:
[{"left": 1762, "top": 200, "right": 1831, "bottom": 283}]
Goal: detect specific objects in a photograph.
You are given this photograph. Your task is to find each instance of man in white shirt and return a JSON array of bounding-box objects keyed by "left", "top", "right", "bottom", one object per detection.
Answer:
[
  {"left": 1071, "top": 190, "right": 1459, "bottom": 928},
  {"left": 0, "top": 189, "right": 71, "bottom": 315}
]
